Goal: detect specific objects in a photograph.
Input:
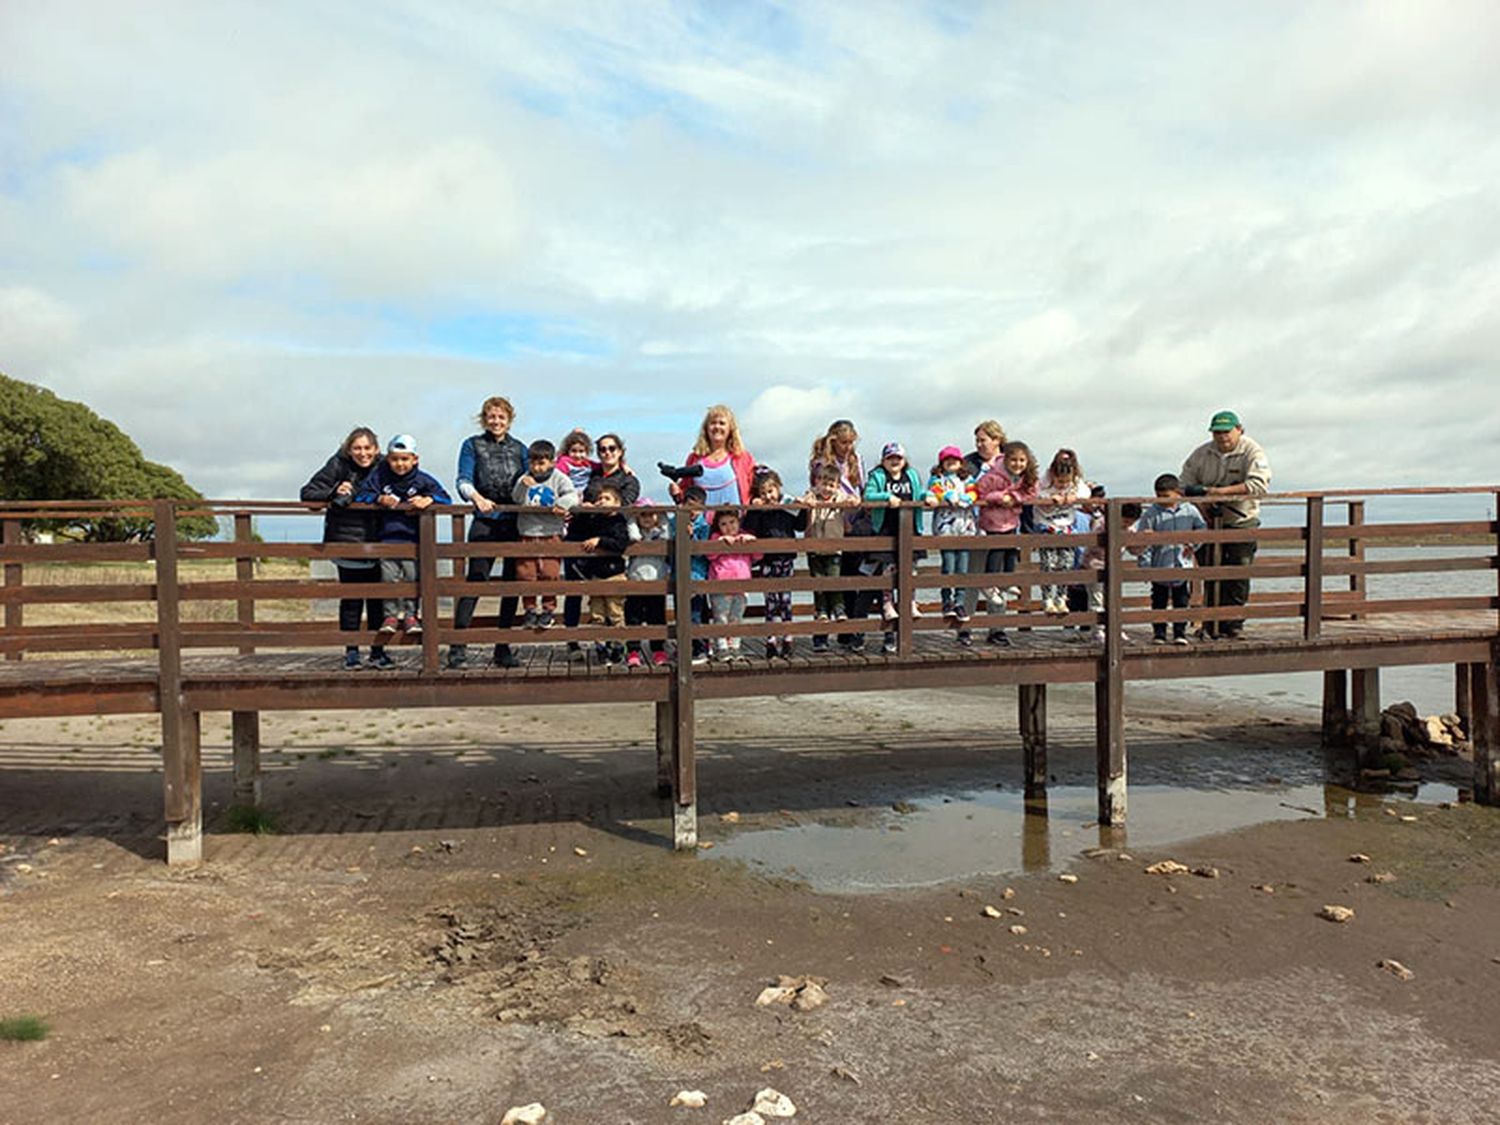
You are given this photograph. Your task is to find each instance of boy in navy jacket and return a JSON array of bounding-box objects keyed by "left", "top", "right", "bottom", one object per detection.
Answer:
[{"left": 353, "top": 434, "right": 451, "bottom": 661}]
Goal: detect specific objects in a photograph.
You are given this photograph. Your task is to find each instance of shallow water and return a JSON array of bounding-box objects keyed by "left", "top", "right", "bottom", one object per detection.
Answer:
[{"left": 711, "top": 779, "right": 1464, "bottom": 893}]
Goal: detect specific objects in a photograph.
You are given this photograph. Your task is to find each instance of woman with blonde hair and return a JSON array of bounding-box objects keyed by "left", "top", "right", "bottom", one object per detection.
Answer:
[
  {"left": 808, "top": 418, "right": 864, "bottom": 496},
  {"left": 669, "top": 404, "right": 756, "bottom": 506},
  {"left": 964, "top": 419, "right": 1007, "bottom": 477}
]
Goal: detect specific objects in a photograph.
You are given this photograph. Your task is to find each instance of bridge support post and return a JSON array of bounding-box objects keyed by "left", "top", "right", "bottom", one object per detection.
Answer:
[
  {"left": 1019, "top": 684, "right": 1047, "bottom": 796},
  {"left": 232, "top": 711, "right": 261, "bottom": 807},
  {"left": 1456, "top": 665, "right": 1474, "bottom": 738},
  {"left": 670, "top": 681, "right": 697, "bottom": 849},
  {"left": 165, "top": 710, "right": 203, "bottom": 866},
  {"left": 1095, "top": 498, "right": 1126, "bottom": 825},
  {"left": 654, "top": 700, "right": 673, "bottom": 798},
  {"left": 669, "top": 510, "right": 698, "bottom": 850},
  {"left": 1352, "top": 667, "right": 1381, "bottom": 768},
  {"left": 1476, "top": 647, "right": 1499, "bottom": 805},
  {"left": 1321, "top": 670, "right": 1349, "bottom": 748}
]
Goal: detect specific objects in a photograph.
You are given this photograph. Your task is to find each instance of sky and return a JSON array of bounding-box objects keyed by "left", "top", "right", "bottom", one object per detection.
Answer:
[{"left": 2, "top": 1, "right": 1498, "bottom": 530}]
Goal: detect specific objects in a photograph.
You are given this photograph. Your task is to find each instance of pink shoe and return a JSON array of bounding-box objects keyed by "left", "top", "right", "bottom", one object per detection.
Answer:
[
  {"left": 626, "top": 651, "right": 643, "bottom": 668},
  {"left": 651, "top": 650, "right": 669, "bottom": 666}
]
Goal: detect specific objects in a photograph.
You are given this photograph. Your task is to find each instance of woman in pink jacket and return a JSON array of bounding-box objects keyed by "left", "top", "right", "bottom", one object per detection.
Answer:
[{"left": 669, "top": 404, "right": 756, "bottom": 507}]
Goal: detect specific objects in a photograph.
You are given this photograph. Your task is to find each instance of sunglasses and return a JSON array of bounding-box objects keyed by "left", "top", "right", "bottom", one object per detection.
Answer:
[{"left": 597, "top": 443, "right": 620, "bottom": 452}]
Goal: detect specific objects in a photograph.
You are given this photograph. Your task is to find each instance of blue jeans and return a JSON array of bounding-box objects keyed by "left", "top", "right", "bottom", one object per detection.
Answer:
[{"left": 940, "top": 548, "right": 971, "bottom": 615}]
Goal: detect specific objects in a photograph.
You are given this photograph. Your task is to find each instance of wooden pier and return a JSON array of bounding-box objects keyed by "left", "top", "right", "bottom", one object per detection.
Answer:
[{"left": 1, "top": 491, "right": 1497, "bottom": 864}]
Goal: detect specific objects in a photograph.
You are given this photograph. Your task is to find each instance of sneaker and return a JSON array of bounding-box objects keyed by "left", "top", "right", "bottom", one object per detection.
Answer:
[
  {"left": 1005, "top": 586, "right": 1022, "bottom": 599},
  {"left": 367, "top": 649, "right": 395, "bottom": 670},
  {"left": 692, "top": 652, "right": 711, "bottom": 666},
  {"left": 882, "top": 632, "right": 898, "bottom": 655},
  {"left": 1174, "top": 635, "right": 1191, "bottom": 646},
  {"left": 955, "top": 607, "right": 971, "bottom": 623},
  {"left": 403, "top": 614, "right": 423, "bottom": 635},
  {"left": 988, "top": 629, "right": 1012, "bottom": 648},
  {"left": 445, "top": 645, "right": 468, "bottom": 669},
  {"left": 1218, "top": 625, "right": 1244, "bottom": 640},
  {"left": 522, "top": 609, "right": 539, "bottom": 629},
  {"left": 626, "top": 650, "right": 643, "bottom": 667},
  {"left": 833, "top": 607, "right": 849, "bottom": 622},
  {"left": 813, "top": 611, "right": 829, "bottom": 623},
  {"left": 567, "top": 642, "right": 586, "bottom": 663},
  {"left": 847, "top": 635, "right": 866, "bottom": 653},
  {"left": 812, "top": 637, "right": 829, "bottom": 654},
  {"left": 376, "top": 616, "right": 399, "bottom": 639},
  {"left": 652, "top": 650, "right": 670, "bottom": 666},
  {"left": 537, "top": 610, "right": 555, "bottom": 630},
  {"left": 343, "top": 648, "right": 361, "bottom": 670},
  {"left": 1152, "top": 635, "right": 1168, "bottom": 645},
  {"left": 493, "top": 646, "right": 520, "bottom": 669},
  {"left": 956, "top": 630, "right": 973, "bottom": 648}
]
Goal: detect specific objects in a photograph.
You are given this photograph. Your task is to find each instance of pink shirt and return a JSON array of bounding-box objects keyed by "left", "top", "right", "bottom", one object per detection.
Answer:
[{"left": 706, "top": 533, "right": 761, "bottom": 581}]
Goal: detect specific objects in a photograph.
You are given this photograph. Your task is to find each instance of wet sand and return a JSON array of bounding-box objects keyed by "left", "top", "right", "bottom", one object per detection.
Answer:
[{"left": 2, "top": 685, "right": 1498, "bottom": 1123}]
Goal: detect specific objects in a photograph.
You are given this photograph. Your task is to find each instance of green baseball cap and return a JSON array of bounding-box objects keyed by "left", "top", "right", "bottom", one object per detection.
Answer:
[{"left": 1209, "top": 410, "right": 1240, "bottom": 432}]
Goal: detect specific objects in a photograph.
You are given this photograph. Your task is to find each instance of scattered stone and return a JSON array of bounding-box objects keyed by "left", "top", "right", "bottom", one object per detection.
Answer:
[
  {"left": 1423, "top": 717, "right": 1454, "bottom": 747},
  {"left": 1001, "top": 886, "right": 1016, "bottom": 900},
  {"left": 721, "top": 811, "right": 741, "bottom": 824},
  {"left": 1348, "top": 853, "right": 1371, "bottom": 864},
  {"left": 1117, "top": 853, "right": 1134, "bottom": 862},
  {"left": 1252, "top": 884, "right": 1275, "bottom": 894},
  {"left": 760, "top": 1059, "right": 785, "bottom": 1071},
  {"left": 501, "top": 1104, "right": 546, "bottom": 1125},
  {"left": 1377, "top": 959, "right": 1414, "bottom": 981},
  {"left": 877, "top": 974, "right": 909, "bottom": 989},
  {"left": 830, "top": 1065, "right": 860, "bottom": 1084},
  {"left": 1009, "top": 924, "right": 1028, "bottom": 936},
  {"left": 1319, "top": 905, "right": 1355, "bottom": 924},
  {"left": 1192, "top": 866, "right": 1220, "bottom": 879},
  {"left": 1086, "top": 1051, "right": 1101, "bottom": 1062},
  {"left": 1367, "top": 872, "right": 1397, "bottom": 884},
  {"left": 982, "top": 906, "right": 1003, "bottom": 919},
  {"left": 892, "top": 801, "right": 918, "bottom": 814},
  {"left": 46, "top": 837, "right": 60, "bottom": 846},
  {"left": 751, "top": 1088, "right": 797, "bottom": 1117},
  {"left": 14, "top": 863, "right": 32, "bottom": 874},
  {"left": 723, "top": 1114, "right": 765, "bottom": 1125},
  {"left": 697, "top": 841, "right": 716, "bottom": 850},
  {"left": 1399, "top": 815, "right": 1419, "bottom": 823},
  {"left": 1145, "top": 860, "right": 1190, "bottom": 876},
  {"left": 409, "top": 845, "right": 424, "bottom": 854},
  {"left": 755, "top": 975, "right": 829, "bottom": 1011},
  {"left": 1006, "top": 907, "right": 1024, "bottom": 917},
  {"left": 670, "top": 1089, "right": 708, "bottom": 1107},
  {"left": 1058, "top": 873, "right": 1079, "bottom": 884},
  {"left": 438, "top": 839, "right": 458, "bottom": 853},
  {"left": 573, "top": 846, "right": 588, "bottom": 857}
]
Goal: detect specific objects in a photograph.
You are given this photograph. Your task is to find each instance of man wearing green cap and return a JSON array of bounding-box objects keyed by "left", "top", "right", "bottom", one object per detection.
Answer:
[{"left": 1180, "top": 410, "right": 1272, "bottom": 639}]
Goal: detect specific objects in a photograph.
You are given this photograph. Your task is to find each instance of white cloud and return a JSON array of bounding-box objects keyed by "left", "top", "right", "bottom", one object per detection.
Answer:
[{"left": 1, "top": 0, "right": 1498, "bottom": 512}]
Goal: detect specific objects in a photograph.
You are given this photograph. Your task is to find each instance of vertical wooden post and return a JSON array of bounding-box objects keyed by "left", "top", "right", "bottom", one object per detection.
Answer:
[
  {"left": 155, "top": 501, "right": 200, "bottom": 865},
  {"left": 1347, "top": 500, "right": 1365, "bottom": 620},
  {"left": 1303, "top": 497, "right": 1324, "bottom": 640},
  {"left": 232, "top": 711, "right": 261, "bottom": 807},
  {"left": 1353, "top": 667, "right": 1381, "bottom": 769},
  {"left": 1321, "top": 670, "right": 1348, "bottom": 749},
  {"left": 1475, "top": 648, "right": 1499, "bottom": 805},
  {"left": 895, "top": 505, "right": 915, "bottom": 656},
  {"left": 418, "top": 509, "right": 440, "bottom": 674},
  {"left": 1021, "top": 794, "right": 1051, "bottom": 873},
  {"left": 234, "top": 512, "right": 255, "bottom": 656},
  {"left": 3, "top": 518, "right": 22, "bottom": 661},
  {"left": 1456, "top": 664, "right": 1473, "bottom": 738},
  {"left": 1019, "top": 683, "right": 1047, "bottom": 796},
  {"left": 1095, "top": 498, "right": 1126, "bottom": 824},
  {"left": 670, "top": 505, "right": 697, "bottom": 849},
  {"left": 654, "top": 700, "right": 674, "bottom": 798}
]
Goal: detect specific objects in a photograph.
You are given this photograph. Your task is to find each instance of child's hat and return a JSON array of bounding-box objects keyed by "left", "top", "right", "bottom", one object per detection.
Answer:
[
  {"left": 938, "top": 445, "right": 963, "bottom": 463},
  {"left": 881, "top": 441, "right": 905, "bottom": 459},
  {"left": 388, "top": 434, "right": 419, "bottom": 455}
]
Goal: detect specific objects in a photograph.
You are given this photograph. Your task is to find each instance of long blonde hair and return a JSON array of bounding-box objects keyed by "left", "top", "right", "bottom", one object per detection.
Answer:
[
  {"left": 691, "top": 404, "right": 746, "bottom": 457},
  {"left": 808, "top": 419, "right": 862, "bottom": 490}
]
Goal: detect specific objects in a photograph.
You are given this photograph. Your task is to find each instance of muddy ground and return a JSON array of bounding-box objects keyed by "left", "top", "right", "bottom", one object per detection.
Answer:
[{"left": 2, "top": 684, "right": 1499, "bottom": 1123}]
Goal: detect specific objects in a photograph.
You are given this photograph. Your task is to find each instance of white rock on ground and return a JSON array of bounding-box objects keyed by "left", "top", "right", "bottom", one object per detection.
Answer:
[
  {"left": 751, "top": 1087, "right": 798, "bottom": 1117},
  {"left": 670, "top": 1089, "right": 708, "bottom": 1107},
  {"left": 1319, "top": 904, "right": 1355, "bottom": 924},
  {"left": 501, "top": 1104, "right": 546, "bottom": 1125}
]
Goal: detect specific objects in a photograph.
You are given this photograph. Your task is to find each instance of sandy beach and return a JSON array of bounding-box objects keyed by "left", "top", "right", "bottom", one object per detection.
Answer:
[{"left": 2, "top": 684, "right": 1498, "bottom": 1123}]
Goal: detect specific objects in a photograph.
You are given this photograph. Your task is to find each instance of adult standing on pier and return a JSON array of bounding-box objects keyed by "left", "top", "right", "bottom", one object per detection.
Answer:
[
  {"left": 963, "top": 419, "right": 1006, "bottom": 478},
  {"left": 448, "top": 396, "right": 529, "bottom": 669},
  {"left": 670, "top": 405, "right": 756, "bottom": 505},
  {"left": 300, "top": 426, "right": 384, "bottom": 669},
  {"left": 586, "top": 433, "right": 640, "bottom": 504},
  {"left": 809, "top": 419, "right": 874, "bottom": 638},
  {"left": 1180, "top": 410, "right": 1272, "bottom": 640}
]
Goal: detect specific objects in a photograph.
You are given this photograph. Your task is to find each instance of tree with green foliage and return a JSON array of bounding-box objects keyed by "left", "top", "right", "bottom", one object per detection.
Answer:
[{"left": 0, "top": 373, "right": 218, "bottom": 540}]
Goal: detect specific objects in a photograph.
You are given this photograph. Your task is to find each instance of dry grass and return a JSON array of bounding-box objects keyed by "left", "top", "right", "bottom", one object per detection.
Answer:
[{"left": 20, "top": 559, "right": 321, "bottom": 626}]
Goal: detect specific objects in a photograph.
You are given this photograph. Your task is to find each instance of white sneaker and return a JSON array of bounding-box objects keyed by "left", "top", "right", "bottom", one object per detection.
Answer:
[{"left": 1091, "top": 627, "right": 1107, "bottom": 643}]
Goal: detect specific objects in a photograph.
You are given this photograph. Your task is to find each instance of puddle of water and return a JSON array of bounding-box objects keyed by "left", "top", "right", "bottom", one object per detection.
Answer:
[{"left": 711, "top": 780, "right": 1464, "bottom": 894}]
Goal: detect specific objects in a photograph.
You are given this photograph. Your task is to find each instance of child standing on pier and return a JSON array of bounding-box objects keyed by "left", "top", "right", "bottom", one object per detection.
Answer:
[
  {"left": 976, "top": 440, "right": 1038, "bottom": 646},
  {"left": 1035, "top": 449, "right": 1090, "bottom": 616},
  {"left": 863, "top": 442, "right": 927, "bottom": 655},
  {"left": 706, "top": 508, "right": 760, "bottom": 661},
  {"left": 565, "top": 482, "right": 632, "bottom": 664},
  {"left": 925, "top": 445, "right": 980, "bottom": 644},
  {"left": 1133, "top": 474, "right": 1207, "bottom": 645},
  {"left": 802, "top": 463, "right": 852, "bottom": 653},
  {"left": 557, "top": 429, "right": 597, "bottom": 494},
  {"left": 511, "top": 439, "right": 578, "bottom": 630},
  {"left": 624, "top": 501, "right": 671, "bottom": 667},
  {"left": 743, "top": 469, "right": 808, "bottom": 660},
  {"left": 353, "top": 434, "right": 452, "bottom": 665}
]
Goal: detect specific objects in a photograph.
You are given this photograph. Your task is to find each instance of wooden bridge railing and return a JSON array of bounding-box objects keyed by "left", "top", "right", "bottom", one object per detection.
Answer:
[{"left": 0, "top": 490, "right": 1496, "bottom": 664}]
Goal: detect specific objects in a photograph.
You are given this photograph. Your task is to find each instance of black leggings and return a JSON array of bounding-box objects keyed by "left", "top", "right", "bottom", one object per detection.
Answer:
[{"left": 337, "top": 565, "right": 383, "bottom": 635}]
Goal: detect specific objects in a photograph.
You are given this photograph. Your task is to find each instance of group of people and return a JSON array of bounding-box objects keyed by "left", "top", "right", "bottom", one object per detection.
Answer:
[{"left": 300, "top": 398, "right": 1271, "bottom": 668}]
